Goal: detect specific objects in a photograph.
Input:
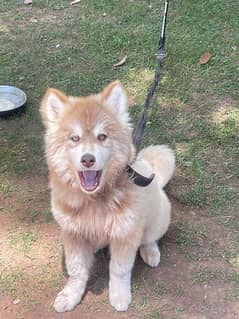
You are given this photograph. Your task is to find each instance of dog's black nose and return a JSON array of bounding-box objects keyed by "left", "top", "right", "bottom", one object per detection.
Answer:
[{"left": 81, "top": 153, "right": 96, "bottom": 168}]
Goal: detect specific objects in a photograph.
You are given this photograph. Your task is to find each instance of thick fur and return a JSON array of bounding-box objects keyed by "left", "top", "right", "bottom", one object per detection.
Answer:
[{"left": 40, "top": 81, "right": 175, "bottom": 313}]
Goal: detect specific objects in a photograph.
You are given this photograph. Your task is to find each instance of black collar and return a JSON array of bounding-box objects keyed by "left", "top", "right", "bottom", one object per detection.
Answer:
[{"left": 126, "top": 165, "right": 155, "bottom": 187}]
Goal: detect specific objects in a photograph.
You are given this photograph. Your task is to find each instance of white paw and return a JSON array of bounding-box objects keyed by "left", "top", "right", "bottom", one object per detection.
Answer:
[
  {"left": 53, "top": 288, "right": 81, "bottom": 313},
  {"left": 109, "top": 289, "right": 131, "bottom": 311},
  {"left": 140, "top": 243, "right": 161, "bottom": 267}
]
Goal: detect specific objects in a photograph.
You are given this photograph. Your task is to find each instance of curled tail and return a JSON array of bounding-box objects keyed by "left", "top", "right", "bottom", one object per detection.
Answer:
[{"left": 138, "top": 145, "right": 175, "bottom": 188}]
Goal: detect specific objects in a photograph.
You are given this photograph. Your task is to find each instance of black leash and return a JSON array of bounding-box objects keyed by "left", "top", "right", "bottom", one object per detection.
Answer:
[
  {"left": 133, "top": 0, "right": 169, "bottom": 153},
  {"left": 127, "top": 0, "right": 169, "bottom": 187}
]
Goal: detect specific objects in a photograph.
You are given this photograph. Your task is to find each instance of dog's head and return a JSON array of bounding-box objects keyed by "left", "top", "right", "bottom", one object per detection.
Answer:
[{"left": 40, "top": 81, "right": 135, "bottom": 194}]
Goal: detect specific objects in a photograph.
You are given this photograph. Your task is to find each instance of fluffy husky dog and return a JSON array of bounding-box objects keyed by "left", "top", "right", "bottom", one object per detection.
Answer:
[{"left": 40, "top": 81, "right": 175, "bottom": 313}]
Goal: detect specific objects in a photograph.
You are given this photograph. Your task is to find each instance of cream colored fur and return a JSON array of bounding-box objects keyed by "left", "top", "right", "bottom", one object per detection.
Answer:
[{"left": 40, "top": 81, "right": 175, "bottom": 313}]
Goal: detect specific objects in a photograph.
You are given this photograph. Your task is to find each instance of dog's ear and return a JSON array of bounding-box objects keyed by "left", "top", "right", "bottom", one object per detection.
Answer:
[
  {"left": 102, "top": 81, "right": 128, "bottom": 116},
  {"left": 40, "top": 88, "right": 68, "bottom": 126}
]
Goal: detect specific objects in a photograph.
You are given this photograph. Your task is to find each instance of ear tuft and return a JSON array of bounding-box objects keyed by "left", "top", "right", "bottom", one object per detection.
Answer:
[
  {"left": 40, "top": 88, "right": 68, "bottom": 125},
  {"left": 102, "top": 81, "right": 128, "bottom": 116}
]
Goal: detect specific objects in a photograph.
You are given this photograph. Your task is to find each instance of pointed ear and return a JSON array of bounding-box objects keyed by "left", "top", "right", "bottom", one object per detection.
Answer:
[
  {"left": 102, "top": 81, "right": 128, "bottom": 116},
  {"left": 40, "top": 88, "right": 68, "bottom": 126}
]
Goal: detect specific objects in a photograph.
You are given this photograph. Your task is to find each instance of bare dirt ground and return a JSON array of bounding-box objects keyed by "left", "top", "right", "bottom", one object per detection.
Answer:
[{"left": 0, "top": 176, "right": 238, "bottom": 319}]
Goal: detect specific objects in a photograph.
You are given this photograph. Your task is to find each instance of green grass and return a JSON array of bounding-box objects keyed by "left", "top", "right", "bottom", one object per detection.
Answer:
[
  {"left": 1, "top": 0, "right": 238, "bottom": 188},
  {"left": 192, "top": 265, "right": 222, "bottom": 284},
  {"left": 174, "top": 285, "right": 186, "bottom": 297},
  {"left": 152, "top": 281, "right": 168, "bottom": 296},
  {"left": 172, "top": 221, "right": 208, "bottom": 248},
  {"left": 133, "top": 293, "right": 148, "bottom": 311},
  {"left": 0, "top": 262, "right": 28, "bottom": 296},
  {"left": 29, "top": 209, "right": 53, "bottom": 223},
  {"left": 7, "top": 230, "right": 37, "bottom": 254},
  {"left": 144, "top": 312, "right": 162, "bottom": 319},
  {"left": 229, "top": 272, "right": 239, "bottom": 298},
  {"left": 0, "top": 180, "right": 17, "bottom": 196}
]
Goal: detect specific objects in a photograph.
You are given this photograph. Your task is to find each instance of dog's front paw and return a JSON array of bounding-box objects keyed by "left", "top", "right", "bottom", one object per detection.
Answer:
[
  {"left": 140, "top": 242, "right": 160, "bottom": 267},
  {"left": 53, "top": 288, "right": 81, "bottom": 313},
  {"left": 109, "top": 289, "right": 131, "bottom": 311}
]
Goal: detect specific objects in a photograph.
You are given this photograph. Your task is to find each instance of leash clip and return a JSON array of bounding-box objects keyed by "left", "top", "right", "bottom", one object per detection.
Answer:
[
  {"left": 156, "top": 48, "right": 167, "bottom": 61},
  {"left": 126, "top": 165, "right": 155, "bottom": 187}
]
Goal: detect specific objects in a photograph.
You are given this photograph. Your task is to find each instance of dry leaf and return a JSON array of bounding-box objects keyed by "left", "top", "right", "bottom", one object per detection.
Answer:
[
  {"left": 199, "top": 52, "right": 212, "bottom": 65},
  {"left": 71, "top": 0, "right": 81, "bottom": 5},
  {"left": 113, "top": 54, "right": 128, "bottom": 67},
  {"left": 24, "top": 0, "right": 32, "bottom": 4}
]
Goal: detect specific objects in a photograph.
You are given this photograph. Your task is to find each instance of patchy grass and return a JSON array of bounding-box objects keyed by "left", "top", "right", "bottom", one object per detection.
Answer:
[
  {"left": 0, "top": 0, "right": 239, "bottom": 318},
  {"left": 230, "top": 272, "right": 239, "bottom": 298},
  {"left": 192, "top": 265, "right": 222, "bottom": 284},
  {"left": 144, "top": 309, "right": 164, "bottom": 319},
  {"left": 0, "top": 257, "right": 29, "bottom": 297},
  {"left": 7, "top": 230, "right": 37, "bottom": 254},
  {"left": 0, "top": 180, "right": 17, "bottom": 197},
  {"left": 171, "top": 221, "right": 208, "bottom": 248},
  {"left": 29, "top": 209, "right": 53, "bottom": 223},
  {"left": 152, "top": 281, "right": 168, "bottom": 296}
]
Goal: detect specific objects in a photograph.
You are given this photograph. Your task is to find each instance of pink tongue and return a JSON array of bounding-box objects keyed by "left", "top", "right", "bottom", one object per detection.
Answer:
[{"left": 82, "top": 171, "right": 97, "bottom": 188}]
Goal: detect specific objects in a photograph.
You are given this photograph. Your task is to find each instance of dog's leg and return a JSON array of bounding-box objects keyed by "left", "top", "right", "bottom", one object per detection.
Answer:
[
  {"left": 54, "top": 233, "right": 94, "bottom": 313},
  {"left": 109, "top": 240, "right": 137, "bottom": 311},
  {"left": 140, "top": 242, "right": 160, "bottom": 267}
]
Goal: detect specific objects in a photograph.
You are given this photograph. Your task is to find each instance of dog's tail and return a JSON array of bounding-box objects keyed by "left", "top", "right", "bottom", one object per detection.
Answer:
[{"left": 138, "top": 145, "right": 175, "bottom": 188}]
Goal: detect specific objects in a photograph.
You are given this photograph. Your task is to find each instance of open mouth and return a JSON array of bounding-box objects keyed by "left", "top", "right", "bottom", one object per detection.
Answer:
[{"left": 78, "top": 170, "right": 102, "bottom": 192}]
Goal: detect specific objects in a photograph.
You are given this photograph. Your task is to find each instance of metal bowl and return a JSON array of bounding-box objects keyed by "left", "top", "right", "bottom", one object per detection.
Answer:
[{"left": 0, "top": 85, "right": 27, "bottom": 117}]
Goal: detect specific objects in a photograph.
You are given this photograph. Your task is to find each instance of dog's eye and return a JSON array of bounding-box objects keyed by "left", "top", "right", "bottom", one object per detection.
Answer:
[
  {"left": 70, "top": 135, "right": 80, "bottom": 142},
  {"left": 97, "top": 134, "right": 107, "bottom": 141}
]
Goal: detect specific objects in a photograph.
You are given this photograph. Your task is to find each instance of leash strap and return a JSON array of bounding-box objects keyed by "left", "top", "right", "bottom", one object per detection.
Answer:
[
  {"left": 132, "top": 0, "right": 169, "bottom": 154},
  {"left": 158, "top": 0, "right": 169, "bottom": 54},
  {"left": 128, "top": 0, "right": 169, "bottom": 186}
]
